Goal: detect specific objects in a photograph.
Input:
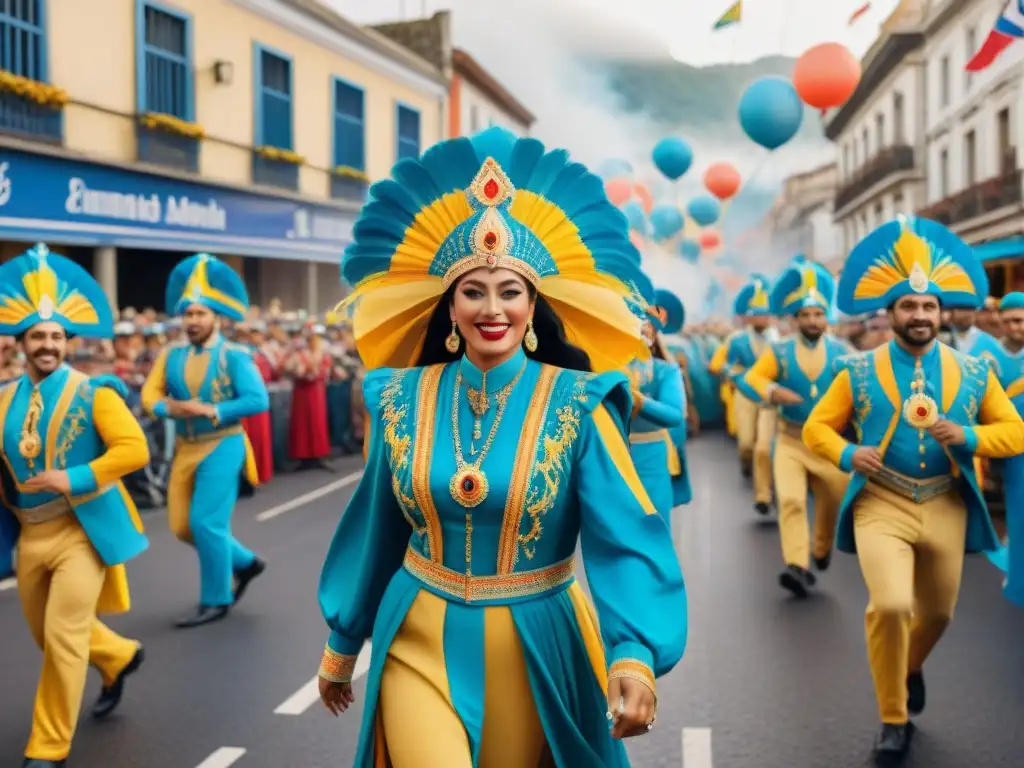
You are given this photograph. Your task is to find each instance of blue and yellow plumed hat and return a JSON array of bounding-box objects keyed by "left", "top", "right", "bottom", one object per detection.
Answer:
[
  {"left": 733, "top": 274, "right": 772, "bottom": 317},
  {"left": 0, "top": 243, "right": 113, "bottom": 338},
  {"left": 651, "top": 288, "right": 685, "bottom": 335},
  {"left": 166, "top": 253, "right": 250, "bottom": 322},
  {"left": 340, "top": 127, "right": 648, "bottom": 372},
  {"left": 770, "top": 261, "right": 836, "bottom": 317},
  {"left": 837, "top": 215, "right": 986, "bottom": 314}
]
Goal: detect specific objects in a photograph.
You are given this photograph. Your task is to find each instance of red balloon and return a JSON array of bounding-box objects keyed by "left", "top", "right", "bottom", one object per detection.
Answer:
[
  {"left": 699, "top": 230, "right": 721, "bottom": 250},
  {"left": 793, "top": 43, "right": 862, "bottom": 112},
  {"left": 704, "top": 163, "right": 741, "bottom": 200},
  {"left": 605, "top": 178, "right": 632, "bottom": 206},
  {"left": 633, "top": 183, "right": 654, "bottom": 214}
]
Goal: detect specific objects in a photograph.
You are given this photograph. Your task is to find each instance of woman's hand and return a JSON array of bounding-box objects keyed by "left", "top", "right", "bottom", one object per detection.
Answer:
[
  {"left": 319, "top": 677, "right": 355, "bottom": 716},
  {"left": 607, "top": 676, "right": 656, "bottom": 739}
]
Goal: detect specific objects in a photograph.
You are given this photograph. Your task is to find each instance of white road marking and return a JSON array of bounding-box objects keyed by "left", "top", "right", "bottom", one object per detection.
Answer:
[
  {"left": 255, "top": 471, "right": 363, "bottom": 522},
  {"left": 682, "top": 727, "right": 713, "bottom": 767},
  {"left": 195, "top": 747, "right": 246, "bottom": 768},
  {"left": 274, "top": 642, "right": 372, "bottom": 716},
  {"left": 0, "top": 577, "right": 15, "bottom": 592}
]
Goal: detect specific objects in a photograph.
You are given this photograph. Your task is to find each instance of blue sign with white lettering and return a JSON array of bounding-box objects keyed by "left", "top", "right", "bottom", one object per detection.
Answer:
[{"left": 0, "top": 148, "right": 354, "bottom": 263}]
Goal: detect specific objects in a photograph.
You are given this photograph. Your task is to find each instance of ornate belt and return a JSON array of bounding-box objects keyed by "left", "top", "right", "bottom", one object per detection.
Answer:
[
  {"left": 178, "top": 424, "right": 244, "bottom": 444},
  {"left": 403, "top": 547, "right": 576, "bottom": 605},
  {"left": 11, "top": 495, "right": 73, "bottom": 525},
  {"left": 870, "top": 468, "right": 956, "bottom": 504},
  {"left": 630, "top": 429, "right": 670, "bottom": 445}
]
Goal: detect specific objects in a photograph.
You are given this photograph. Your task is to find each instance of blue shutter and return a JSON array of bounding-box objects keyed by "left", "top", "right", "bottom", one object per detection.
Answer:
[
  {"left": 136, "top": 1, "right": 193, "bottom": 120},
  {"left": 333, "top": 78, "right": 364, "bottom": 170},
  {"left": 396, "top": 104, "right": 420, "bottom": 160},
  {"left": 255, "top": 46, "right": 292, "bottom": 150},
  {"left": 0, "top": 0, "right": 46, "bottom": 81}
]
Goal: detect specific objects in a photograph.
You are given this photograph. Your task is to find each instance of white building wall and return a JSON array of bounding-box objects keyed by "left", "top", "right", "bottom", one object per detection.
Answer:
[{"left": 459, "top": 79, "right": 530, "bottom": 136}]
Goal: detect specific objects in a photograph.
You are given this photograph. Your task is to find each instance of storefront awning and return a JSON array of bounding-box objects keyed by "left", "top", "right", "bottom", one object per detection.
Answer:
[
  {"left": 0, "top": 148, "right": 355, "bottom": 264},
  {"left": 975, "top": 237, "right": 1024, "bottom": 263}
]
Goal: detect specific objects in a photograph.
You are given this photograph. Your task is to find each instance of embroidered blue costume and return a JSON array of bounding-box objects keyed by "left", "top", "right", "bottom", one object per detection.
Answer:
[
  {"left": 803, "top": 216, "right": 1024, "bottom": 761},
  {"left": 142, "top": 254, "right": 269, "bottom": 627},
  {"left": 0, "top": 245, "right": 149, "bottom": 766},
  {"left": 318, "top": 128, "right": 687, "bottom": 767}
]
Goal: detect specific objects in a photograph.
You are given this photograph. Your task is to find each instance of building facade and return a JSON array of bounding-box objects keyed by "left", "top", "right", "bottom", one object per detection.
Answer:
[
  {"left": 825, "top": 0, "right": 928, "bottom": 269},
  {"left": 0, "top": 0, "right": 448, "bottom": 313},
  {"left": 916, "top": 0, "right": 1024, "bottom": 295}
]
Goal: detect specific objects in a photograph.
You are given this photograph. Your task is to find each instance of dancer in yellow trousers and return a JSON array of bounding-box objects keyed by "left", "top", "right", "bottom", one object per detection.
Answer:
[
  {"left": 722, "top": 275, "right": 777, "bottom": 514},
  {"left": 803, "top": 216, "right": 1024, "bottom": 766},
  {"left": 0, "top": 244, "right": 149, "bottom": 768},
  {"left": 739, "top": 261, "right": 850, "bottom": 597}
]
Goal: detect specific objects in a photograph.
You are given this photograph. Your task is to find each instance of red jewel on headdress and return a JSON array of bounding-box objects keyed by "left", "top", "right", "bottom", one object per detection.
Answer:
[
  {"left": 483, "top": 232, "right": 498, "bottom": 249},
  {"left": 486, "top": 255, "right": 497, "bottom": 266},
  {"left": 483, "top": 178, "right": 499, "bottom": 200},
  {"left": 916, "top": 406, "right": 928, "bottom": 417}
]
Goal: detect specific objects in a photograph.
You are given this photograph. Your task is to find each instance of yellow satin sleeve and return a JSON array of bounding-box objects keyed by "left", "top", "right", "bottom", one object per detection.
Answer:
[
  {"left": 89, "top": 387, "right": 151, "bottom": 486},
  {"left": 141, "top": 347, "right": 170, "bottom": 416},
  {"left": 972, "top": 370, "right": 1024, "bottom": 458},
  {"left": 802, "top": 368, "right": 854, "bottom": 466},
  {"left": 591, "top": 403, "right": 656, "bottom": 516},
  {"left": 708, "top": 343, "right": 728, "bottom": 376},
  {"left": 743, "top": 348, "right": 780, "bottom": 400}
]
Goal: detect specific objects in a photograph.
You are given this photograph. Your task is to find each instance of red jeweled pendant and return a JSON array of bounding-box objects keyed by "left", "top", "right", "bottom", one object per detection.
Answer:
[
  {"left": 916, "top": 406, "right": 927, "bottom": 417},
  {"left": 450, "top": 466, "right": 489, "bottom": 508}
]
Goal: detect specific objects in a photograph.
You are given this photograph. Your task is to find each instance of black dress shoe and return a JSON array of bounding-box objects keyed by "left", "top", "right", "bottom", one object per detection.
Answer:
[
  {"left": 233, "top": 557, "right": 266, "bottom": 605},
  {"left": 175, "top": 605, "right": 229, "bottom": 629},
  {"left": 873, "top": 722, "right": 914, "bottom": 766},
  {"left": 92, "top": 646, "right": 145, "bottom": 719},
  {"left": 813, "top": 552, "right": 832, "bottom": 571},
  {"left": 779, "top": 564, "right": 816, "bottom": 598},
  {"left": 754, "top": 501, "right": 771, "bottom": 516},
  {"left": 23, "top": 759, "right": 65, "bottom": 767},
  {"left": 907, "top": 671, "right": 926, "bottom": 715}
]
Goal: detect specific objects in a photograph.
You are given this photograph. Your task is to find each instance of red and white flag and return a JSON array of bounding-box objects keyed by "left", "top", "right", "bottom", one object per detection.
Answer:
[
  {"left": 967, "top": 0, "right": 1024, "bottom": 72},
  {"left": 848, "top": 2, "right": 870, "bottom": 25}
]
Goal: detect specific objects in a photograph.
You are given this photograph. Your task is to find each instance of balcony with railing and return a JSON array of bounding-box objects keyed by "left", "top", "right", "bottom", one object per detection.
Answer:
[
  {"left": 917, "top": 165, "right": 1022, "bottom": 228},
  {"left": 834, "top": 145, "right": 916, "bottom": 211}
]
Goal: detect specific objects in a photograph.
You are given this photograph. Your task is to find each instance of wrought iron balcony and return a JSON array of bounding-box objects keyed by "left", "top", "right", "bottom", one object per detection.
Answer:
[
  {"left": 136, "top": 125, "right": 199, "bottom": 173},
  {"left": 0, "top": 90, "right": 61, "bottom": 143},
  {"left": 917, "top": 168, "right": 1023, "bottom": 227},
  {"left": 834, "top": 145, "right": 916, "bottom": 211}
]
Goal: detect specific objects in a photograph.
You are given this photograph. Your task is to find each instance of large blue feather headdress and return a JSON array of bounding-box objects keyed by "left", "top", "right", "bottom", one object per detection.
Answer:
[
  {"left": 166, "top": 253, "right": 250, "bottom": 322},
  {"left": 0, "top": 243, "right": 113, "bottom": 337},
  {"left": 340, "top": 126, "right": 648, "bottom": 372},
  {"left": 733, "top": 274, "right": 772, "bottom": 317},
  {"left": 837, "top": 215, "right": 985, "bottom": 314},
  {"left": 652, "top": 288, "right": 685, "bottom": 334},
  {"left": 771, "top": 262, "right": 836, "bottom": 317}
]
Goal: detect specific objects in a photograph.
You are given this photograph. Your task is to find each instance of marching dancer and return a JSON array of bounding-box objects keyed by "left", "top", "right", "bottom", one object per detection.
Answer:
[
  {"left": 803, "top": 217, "right": 1024, "bottom": 765},
  {"left": 650, "top": 288, "right": 694, "bottom": 503},
  {"left": 738, "top": 262, "right": 850, "bottom": 597},
  {"left": 316, "top": 127, "right": 686, "bottom": 766},
  {"left": 624, "top": 276, "right": 688, "bottom": 520},
  {"left": 141, "top": 254, "right": 270, "bottom": 628},
  {"left": 0, "top": 245, "right": 149, "bottom": 767}
]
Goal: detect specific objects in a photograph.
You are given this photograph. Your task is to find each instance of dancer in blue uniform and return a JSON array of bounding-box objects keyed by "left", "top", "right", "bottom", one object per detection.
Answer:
[
  {"left": 316, "top": 127, "right": 687, "bottom": 767},
  {"left": 142, "top": 254, "right": 270, "bottom": 628}
]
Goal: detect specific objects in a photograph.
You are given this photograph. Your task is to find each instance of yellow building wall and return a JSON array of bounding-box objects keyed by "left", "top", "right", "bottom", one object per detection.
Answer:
[{"left": 49, "top": 0, "right": 444, "bottom": 198}]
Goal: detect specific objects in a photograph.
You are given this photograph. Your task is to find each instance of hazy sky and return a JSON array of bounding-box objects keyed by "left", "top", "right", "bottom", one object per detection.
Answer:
[{"left": 328, "top": 0, "right": 905, "bottom": 312}]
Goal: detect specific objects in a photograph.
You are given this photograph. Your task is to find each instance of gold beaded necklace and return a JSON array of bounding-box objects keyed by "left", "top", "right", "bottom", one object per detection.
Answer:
[{"left": 449, "top": 361, "right": 526, "bottom": 508}]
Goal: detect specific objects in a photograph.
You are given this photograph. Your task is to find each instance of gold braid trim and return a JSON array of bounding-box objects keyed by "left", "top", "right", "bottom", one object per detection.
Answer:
[
  {"left": 609, "top": 658, "right": 656, "bottom": 698},
  {"left": 318, "top": 645, "right": 358, "bottom": 683}
]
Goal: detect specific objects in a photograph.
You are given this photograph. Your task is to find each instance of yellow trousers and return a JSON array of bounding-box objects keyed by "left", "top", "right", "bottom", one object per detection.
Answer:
[
  {"left": 853, "top": 482, "right": 967, "bottom": 724},
  {"left": 773, "top": 431, "right": 848, "bottom": 568},
  {"left": 379, "top": 590, "right": 552, "bottom": 767},
  {"left": 735, "top": 393, "right": 775, "bottom": 504},
  {"left": 16, "top": 514, "right": 139, "bottom": 761}
]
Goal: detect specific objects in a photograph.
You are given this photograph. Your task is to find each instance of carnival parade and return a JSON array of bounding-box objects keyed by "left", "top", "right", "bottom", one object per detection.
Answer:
[{"left": 4, "top": 0, "right": 1024, "bottom": 767}]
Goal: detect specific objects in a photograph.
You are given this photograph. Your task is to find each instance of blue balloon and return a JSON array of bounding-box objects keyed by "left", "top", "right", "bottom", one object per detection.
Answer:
[
  {"left": 621, "top": 201, "right": 647, "bottom": 234},
  {"left": 687, "top": 195, "right": 722, "bottom": 227},
  {"left": 738, "top": 76, "right": 804, "bottom": 150},
  {"left": 652, "top": 138, "right": 693, "bottom": 181},
  {"left": 650, "top": 204, "right": 684, "bottom": 240},
  {"left": 679, "top": 239, "right": 701, "bottom": 263}
]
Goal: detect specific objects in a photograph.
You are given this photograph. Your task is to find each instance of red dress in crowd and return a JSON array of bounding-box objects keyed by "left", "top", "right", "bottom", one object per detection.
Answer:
[
  {"left": 243, "top": 350, "right": 276, "bottom": 484},
  {"left": 287, "top": 347, "right": 332, "bottom": 460}
]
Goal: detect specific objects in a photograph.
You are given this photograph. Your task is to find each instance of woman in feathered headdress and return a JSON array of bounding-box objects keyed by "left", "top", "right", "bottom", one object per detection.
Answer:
[{"left": 316, "top": 128, "right": 687, "bottom": 766}]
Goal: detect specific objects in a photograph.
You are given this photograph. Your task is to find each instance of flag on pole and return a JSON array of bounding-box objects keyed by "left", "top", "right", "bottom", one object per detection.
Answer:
[
  {"left": 967, "top": 0, "right": 1024, "bottom": 72},
  {"left": 848, "top": 2, "right": 871, "bottom": 25},
  {"left": 713, "top": 1, "right": 742, "bottom": 30}
]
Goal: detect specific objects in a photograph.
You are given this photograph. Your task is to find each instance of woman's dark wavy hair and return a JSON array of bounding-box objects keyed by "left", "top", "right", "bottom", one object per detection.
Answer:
[{"left": 416, "top": 282, "right": 592, "bottom": 371}]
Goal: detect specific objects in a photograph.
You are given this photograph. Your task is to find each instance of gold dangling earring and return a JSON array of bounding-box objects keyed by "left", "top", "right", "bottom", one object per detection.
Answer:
[
  {"left": 445, "top": 321, "right": 461, "bottom": 354},
  {"left": 524, "top": 319, "right": 538, "bottom": 352}
]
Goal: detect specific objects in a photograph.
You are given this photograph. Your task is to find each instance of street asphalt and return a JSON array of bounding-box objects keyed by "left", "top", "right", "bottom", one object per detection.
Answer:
[{"left": 0, "top": 435, "right": 1021, "bottom": 767}]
